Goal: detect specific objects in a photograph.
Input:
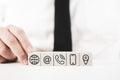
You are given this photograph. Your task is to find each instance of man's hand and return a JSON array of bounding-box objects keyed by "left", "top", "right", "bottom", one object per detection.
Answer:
[{"left": 0, "top": 25, "right": 32, "bottom": 64}]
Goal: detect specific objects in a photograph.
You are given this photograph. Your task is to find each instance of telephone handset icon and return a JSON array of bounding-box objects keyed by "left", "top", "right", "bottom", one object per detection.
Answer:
[{"left": 55, "top": 54, "right": 65, "bottom": 65}]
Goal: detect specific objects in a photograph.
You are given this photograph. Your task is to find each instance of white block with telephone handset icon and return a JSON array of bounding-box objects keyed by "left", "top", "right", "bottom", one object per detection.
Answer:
[{"left": 54, "top": 52, "right": 67, "bottom": 66}]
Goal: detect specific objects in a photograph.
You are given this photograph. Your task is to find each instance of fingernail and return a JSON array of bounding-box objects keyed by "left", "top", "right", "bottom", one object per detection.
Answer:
[
  {"left": 23, "top": 59, "right": 28, "bottom": 65},
  {"left": 28, "top": 47, "right": 33, "bottom": 53}
]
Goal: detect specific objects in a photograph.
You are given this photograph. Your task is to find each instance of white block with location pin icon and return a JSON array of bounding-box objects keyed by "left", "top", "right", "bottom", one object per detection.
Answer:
[
  {"left": 54, "top": 52, "right": 67, "bottom": 66},
  {"left": 28, "top": 52, "right": 41, "bottom": 66},
  {"left": 67, "top": 52, "right": 80, "bottom": 66},
  {"left": 41, "top": 52, "right": 53, "bottom": 66},
  {"left": 80, "top": 52, "right": 92, "bottom": 66}
]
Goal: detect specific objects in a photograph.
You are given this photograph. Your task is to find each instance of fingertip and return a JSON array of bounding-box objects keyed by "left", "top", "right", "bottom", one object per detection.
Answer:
[
  {"left": 18, "top": 53, "right": 27, "bottom": 65},
  {"left": 27, "top": 46, "right": 34, "bottom": 53},
  {"left": 23, "top": 59, "right": 28, "bottom": 65}
]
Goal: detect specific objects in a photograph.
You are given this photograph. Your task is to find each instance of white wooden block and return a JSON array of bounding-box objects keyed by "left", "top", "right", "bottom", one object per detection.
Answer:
[
  {"left": 54, "top": 52, "right": 67, "bottom": 66},
  {"left": 67, "top": 52, "right": 80, "bottom": 66},
  {"left": 80, "top": 52, "right": 92, "bottom": 66},
  {"left": 28, "top": 52, "right": 41, "bottom": 66},
  {"left": 41, "top": 52, "right": 53, "bottom": 66}
]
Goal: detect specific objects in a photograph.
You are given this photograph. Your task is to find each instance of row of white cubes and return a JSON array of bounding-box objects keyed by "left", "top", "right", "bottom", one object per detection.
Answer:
[{"left": 28, "top": 52, "right": 92, "bottom": 66}]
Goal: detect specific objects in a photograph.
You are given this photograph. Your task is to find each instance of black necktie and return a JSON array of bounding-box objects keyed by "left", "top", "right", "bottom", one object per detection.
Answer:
[{"left": 54, "top": 0, "right": 72, "bottom": 51}]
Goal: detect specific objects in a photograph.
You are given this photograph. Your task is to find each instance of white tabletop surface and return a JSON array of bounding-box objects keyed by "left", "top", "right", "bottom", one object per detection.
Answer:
[{"left": 0, "top": 61, "right": 120, "bottom": 80}]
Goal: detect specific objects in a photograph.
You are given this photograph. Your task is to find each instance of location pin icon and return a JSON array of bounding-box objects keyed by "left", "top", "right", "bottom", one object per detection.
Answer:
[{"left": 82, "top": 54, "right": 89, "bottom": 65}]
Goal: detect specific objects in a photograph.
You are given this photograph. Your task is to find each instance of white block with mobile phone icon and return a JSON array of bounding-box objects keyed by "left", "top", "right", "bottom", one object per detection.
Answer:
[{"left": 67, "top": 52, "right": 80, "bottom": 66}]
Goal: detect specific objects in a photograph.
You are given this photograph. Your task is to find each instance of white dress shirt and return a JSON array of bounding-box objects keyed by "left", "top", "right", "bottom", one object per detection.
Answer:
[{"left": 0, "top": 0, "right": 120, "bottom": 65}]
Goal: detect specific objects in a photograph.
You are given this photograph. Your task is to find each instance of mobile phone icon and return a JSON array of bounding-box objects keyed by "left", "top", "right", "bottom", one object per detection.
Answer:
[{"left": 70, "top": 54, "right": 76, "bottom": 65}]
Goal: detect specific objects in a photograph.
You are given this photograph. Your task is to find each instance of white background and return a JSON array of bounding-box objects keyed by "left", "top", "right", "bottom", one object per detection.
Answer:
[{"left": 0, "top": 62, "right": 120, "bottom": 80}]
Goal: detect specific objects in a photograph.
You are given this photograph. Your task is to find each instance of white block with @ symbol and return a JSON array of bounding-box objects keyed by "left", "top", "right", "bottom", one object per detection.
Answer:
[{"left": 41, "top": 52, "right": 53, "bottom": 66}]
